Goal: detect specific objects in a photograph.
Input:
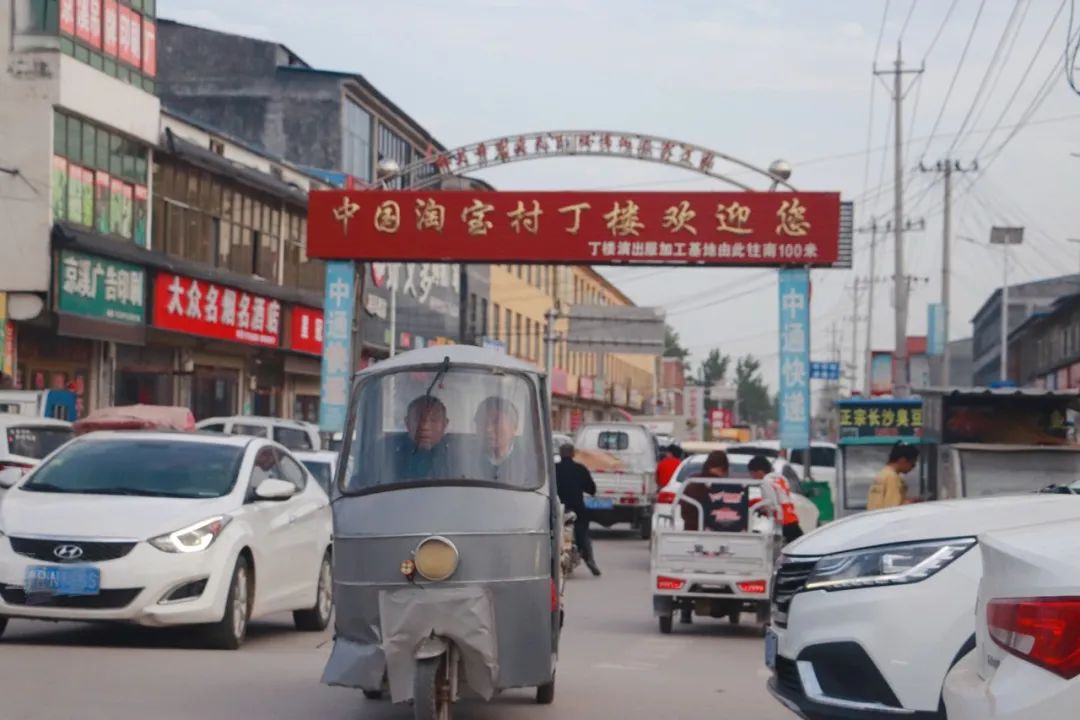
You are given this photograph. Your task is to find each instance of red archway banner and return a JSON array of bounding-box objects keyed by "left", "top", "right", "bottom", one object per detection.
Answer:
[{"left": 307, "top": 191, "right": 841, "bottom": 266}]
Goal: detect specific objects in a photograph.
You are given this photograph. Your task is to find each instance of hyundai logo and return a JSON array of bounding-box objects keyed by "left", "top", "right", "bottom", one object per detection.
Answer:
[{"left": 53, "top": 544, "right": 84, "bottom": 560}]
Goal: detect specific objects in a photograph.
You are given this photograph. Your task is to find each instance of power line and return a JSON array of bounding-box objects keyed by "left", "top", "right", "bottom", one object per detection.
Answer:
[
  {"left": 945, "top": 0, "right": 1026, "bottom": 156},
  {"left": 919, "top": 0, "right": 989, "bottom": 162},
  {"left": 899, "top": 0, "right": 920, "bottom": 43},
  {"left": 972, "top": 0, "right": 1069, "bottom": 159},
  {"left": 962, "top": 0, "right": 1035, "bottom": 145},
  {"left": 923, "top": 0, "right": 962, "bottom": 61}
]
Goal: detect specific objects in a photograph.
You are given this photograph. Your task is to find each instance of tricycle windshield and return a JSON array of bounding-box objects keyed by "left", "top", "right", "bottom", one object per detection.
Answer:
[{"left": 342, "top": 365, "right": 544, "bottom": 493}]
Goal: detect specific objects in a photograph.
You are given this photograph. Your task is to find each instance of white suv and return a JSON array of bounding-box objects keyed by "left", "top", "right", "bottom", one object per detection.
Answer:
[
  {"left": 767, "top": 492, "right": 1080, "bottom": 720},
  {"left": 197, "top": 416, "right": 321, "bottom": 452}
]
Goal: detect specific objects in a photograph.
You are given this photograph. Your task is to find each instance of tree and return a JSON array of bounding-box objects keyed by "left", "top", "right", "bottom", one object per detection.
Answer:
[
  {"left": 699, "top": 349, "right": 731, "bottom": 386},
  {"left": 734, "top": 354, "right": 777, "bottom": 425},
  {"left": 664, "top": 326, "right": 690, "bottom": 375}
]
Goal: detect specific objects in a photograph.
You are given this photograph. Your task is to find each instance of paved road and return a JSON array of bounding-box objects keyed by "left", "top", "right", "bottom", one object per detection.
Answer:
[{"left": 0, "top": 532, "right": 792, "bottom": 720}]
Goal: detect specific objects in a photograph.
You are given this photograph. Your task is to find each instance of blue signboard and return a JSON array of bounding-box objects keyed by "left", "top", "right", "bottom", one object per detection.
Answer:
[
  {"left": 778, "top": 269, "right": 811, "bottom": 450},
  {"left": 809, "top": 361, "right": 841, "bottom": 381},
  {"left": 927, "top": 303, "right": 945, "bottom": 356},
  {"left": 319, "top": 261, "right": 356, "bottom": 432}
]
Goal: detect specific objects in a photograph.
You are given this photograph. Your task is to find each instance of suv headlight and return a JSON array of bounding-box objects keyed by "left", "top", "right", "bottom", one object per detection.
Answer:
[
  {"left": 804, "top": 537, "right": 976, "bottom": 592},
  {"left": 149, "top": 516, "right": 232, "bottom": 554}
]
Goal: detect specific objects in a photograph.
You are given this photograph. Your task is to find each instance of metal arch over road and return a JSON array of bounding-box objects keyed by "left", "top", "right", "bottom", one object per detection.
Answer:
[{"left": 381, "top": 129, "right": 798, "bottom": 192}]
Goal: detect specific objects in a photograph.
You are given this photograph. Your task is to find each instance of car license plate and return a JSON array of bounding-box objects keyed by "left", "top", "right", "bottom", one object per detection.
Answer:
[
  {"left": 764, "top": 628, "right": 778, "bottom": 669},
  {"left": 585, "top": 497, "right": 613, "bottom": 510},
  {"left": 24, "top": 565, "right": 100, "bottom": 596}
]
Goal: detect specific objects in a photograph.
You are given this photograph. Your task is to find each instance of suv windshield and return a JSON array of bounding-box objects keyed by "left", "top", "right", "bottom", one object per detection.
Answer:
[
  {"left": 7, "top": 425, "right": 73, "bottom": 459},
  {"left": 23, "top": 439, "right": 244, "bottom": 498},
  {"left": 343, "top": 365, "right": 542, "bottom": 492}
]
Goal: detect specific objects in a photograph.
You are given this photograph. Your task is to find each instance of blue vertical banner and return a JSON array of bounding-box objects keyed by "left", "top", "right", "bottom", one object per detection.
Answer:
[
  {"left": 927, "top": 303, "right": 945, "bottom": 356},
  {"left": 778, "top": 269, "right": 811, "bottom": 450},
  {"left": 319, "top": 261, "right": 356, "bottom": 432}
]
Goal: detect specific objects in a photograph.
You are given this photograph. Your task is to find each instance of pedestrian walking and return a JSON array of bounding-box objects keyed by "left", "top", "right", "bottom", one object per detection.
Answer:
[
  {"left": 556, "top": 443, "right": 601, "bottom": 576},
  {"left": 747, "top": 455, "right": 803, "bottom": 543},
  {"left": 656, "top": 443, "right": 683, "bottom": 489},
  {"left": 867, "top": 442, "right": 920, "bottom": 510}
]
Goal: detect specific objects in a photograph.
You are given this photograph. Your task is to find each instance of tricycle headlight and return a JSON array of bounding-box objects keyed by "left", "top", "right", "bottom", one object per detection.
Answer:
[
  {"left": 149, "top": 516, "right": 232, "bottom": 554},
  {"left": 804, "top": 537, "right": 976, "bottom": 592}
]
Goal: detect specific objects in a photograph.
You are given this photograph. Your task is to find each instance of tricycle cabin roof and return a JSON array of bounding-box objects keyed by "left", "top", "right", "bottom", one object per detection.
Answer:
[{"left": 354, "top": 345, "right": 545, "bottom": 379}]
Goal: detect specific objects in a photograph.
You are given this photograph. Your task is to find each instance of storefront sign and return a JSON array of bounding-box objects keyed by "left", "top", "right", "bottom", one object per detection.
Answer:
[
  {"left": 711, "top": 407, "right": 733, "bottom": 432},
  {"left": 57, "top": 250, "right": 145, "bottom": 324},
  {"left": 290, "top": 307, "right": 324, "bottom": 355},
  {"left": 103, "top": 0, "right": 117, "bottom": 56},
  {"left": 319, "top": 262, "right": 355, "bottom": 432},
  {"left": 943, "top": 397, "right": 1069, "bottom": 444},
  {"left": 60, "top": 0, "right": 76, "bottom": 36},
  {"left": 142, "top": 19, "right": 156, "bottom": 76},
  {"left": 869, "top": 351, "right": 893, "bottom": 396},
  {"left": 551, "top": 368, "right": 570, "bottom": 396},
  {"left": 778, "top": 268, "right": 810, "bottom": 450},
  {"left": 579, "top": 376, "right": 594, "bottom": 400},
  {"left": 838, "top": 401, "right": 922, "bottom": 439},
  {"left": 3, "top": 320, "right": 14, "bottom": 378},
  {"left": 152, "top": 272, "right": 281, "bottom": 347},
  {"left": 308, "top": 191, "right": 842, "bottom": 267}
]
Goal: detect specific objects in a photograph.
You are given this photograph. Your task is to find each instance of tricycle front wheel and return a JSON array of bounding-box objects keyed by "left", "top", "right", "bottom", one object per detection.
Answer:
[
  {"left": 414, "top": 655, "right": 451, "bottom": 720},
  {"left": 536, "top": 675, "right": 555, "bottom": 704}
]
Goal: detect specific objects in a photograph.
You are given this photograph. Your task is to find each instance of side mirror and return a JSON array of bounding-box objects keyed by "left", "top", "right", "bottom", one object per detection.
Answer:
[
  {"left": 255, "top": 478, "right": 297, "bottom": 501},
  {"left": 0, "top": 468, "right": 22, "bottom": 489}
]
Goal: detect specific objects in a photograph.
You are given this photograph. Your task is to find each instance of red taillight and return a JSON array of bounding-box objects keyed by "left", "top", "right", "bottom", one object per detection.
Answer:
[
  {"left": 737, "top": 580, "right": 768, "bottom": 594},
  {"left": 551, "top": 579, "right": 559, "bottom": 611},
  {"left": 0, "top": 461, "right": 32, "bottom": 474},
  {"left": 987, "top": 597, "right": 1080, "bottom": 679},
  {"left": 657, "top": 490, "right": 676, "bottom": 504},
  {"left": 656, "top": 576, "right": 685, "bottom": 591},
  {"left": 622, "top": 495, "right": 638, "bottom": 505}
]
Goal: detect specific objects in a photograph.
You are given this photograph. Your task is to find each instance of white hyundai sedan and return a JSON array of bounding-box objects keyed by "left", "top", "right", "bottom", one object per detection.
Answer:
[
  {"left": 944, "top": 517, "right": 1080, "bottom": 720},
  {"left": 0, "top": 432, "right": 333, "bottom": 649}
]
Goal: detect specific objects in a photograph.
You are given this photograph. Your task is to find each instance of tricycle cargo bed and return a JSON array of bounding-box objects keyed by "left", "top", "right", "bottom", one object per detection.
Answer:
[{"left": 654, "top": 530, "right": 771, "bottom": 576}]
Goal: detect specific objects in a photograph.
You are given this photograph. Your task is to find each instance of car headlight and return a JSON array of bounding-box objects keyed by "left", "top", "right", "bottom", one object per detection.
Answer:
[
  {"left": 804, "top": 537, "right": 976, "bottom": 592},
  {"left": 149, "top": 516, "right": 232, "bottom": 554}
]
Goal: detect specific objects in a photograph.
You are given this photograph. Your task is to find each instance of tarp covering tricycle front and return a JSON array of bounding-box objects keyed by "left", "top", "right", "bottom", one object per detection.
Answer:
[{"left": 73, "top": 405, "right": 196, "bottom": 434}]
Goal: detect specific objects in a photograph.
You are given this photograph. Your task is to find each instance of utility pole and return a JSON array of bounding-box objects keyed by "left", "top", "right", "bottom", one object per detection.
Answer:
[
  {"left": 855, "top": 218, "right": 923, "bottom": 394},
  {"left": 875, "top": 44, "right": 923, "bottom": 397},
  {"left": 849, "top": 282, "right": 860, "bottom": 395},
  {"left": 920, "top": 159, "right": 976, "bottom": 385}
]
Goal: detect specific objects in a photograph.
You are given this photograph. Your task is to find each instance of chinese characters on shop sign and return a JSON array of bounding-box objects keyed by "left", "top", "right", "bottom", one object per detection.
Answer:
[
  {"left": 153, "top": 273, "right": 281, "bottom": 347},
  {"left": 778, "top": 269, "right": 810, "bottom": 451},
  {"left": 319, "top": 262, "right": 356, "bottom": 432},
  {"left": 58, "top": 250, "right": 145, "bottom": 324},
  {"left": 307, "top": 192, "right": 841, "bottom": 266}
]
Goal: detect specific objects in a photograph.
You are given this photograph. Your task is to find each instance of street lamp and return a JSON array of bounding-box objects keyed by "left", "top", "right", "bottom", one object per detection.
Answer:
[{"left": 768, "top": 159, "right": 792, "bottom": 191}]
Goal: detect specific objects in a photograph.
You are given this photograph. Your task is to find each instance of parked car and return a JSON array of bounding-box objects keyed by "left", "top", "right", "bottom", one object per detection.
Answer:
[
  {"left": 196, "top": 415, "right": 321, "bottom": 452},
  {"left": 295, "top": 450, "right": 338, "bottom": 496},
  {"left": 944, "top": 517, "right": 1080, "bottom": 720},
  {"left": 653, "top": 453, "right": 820, "bottom": 537},
  {"left": 0, "top": 415, "right": 73, "bottom": 490},
  {"left": 0, "top": 431, "right": 333, "bottom": 649},
  {"left": 766, "top": 487, "right": 1080, "bottom": 720},
  {"left": 0, "top": 389, "right": 77, "bottom": 420}
]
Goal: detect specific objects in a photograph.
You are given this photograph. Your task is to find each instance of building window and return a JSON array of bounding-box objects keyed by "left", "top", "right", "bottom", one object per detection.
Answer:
[
  {"left": 480, "top": 299, "right": 488, "bottom": 340},
  {"left": 378, "top": 124, "right": 412, "bottom": 188},
  {"left": 515, "top": 313, "right": 522, "bottom": 357},
  {"left": 53, "top": 111, "right": 149, "bottom": 247},
  {"left": 492, "top": 302, "right": 501, "bottom": 338},
  {"left": 343, "top": 100, "right": 373, "bottom": 182}
]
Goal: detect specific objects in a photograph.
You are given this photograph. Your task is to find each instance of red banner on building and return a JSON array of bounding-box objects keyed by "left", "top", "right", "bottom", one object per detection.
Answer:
[
  {"left": 88, "top": 0, "right": 102, "bottom": 48},
  {"left": 142, "top": 19, "right": 157, "bottom": 76},
  {"left": 117, "top": 5, "right": 131, "bottom": 65},
  {"left": 102, "top": 0, "right": 117, "bottom": 56},
  {"left": 153, "top": 273, "right": 282, "bottom": 348},
  {"left": 307, "top": 191, "right": 841, "bottom": 266},
  {"left": 75, "top": 0, "right": 92, "bottom": 43},
  {"left": 289, "top": 306, "right": 324, "bottom": 355},
  {"left": 60, "top": 0, "right": 76, "bottom": 36}
]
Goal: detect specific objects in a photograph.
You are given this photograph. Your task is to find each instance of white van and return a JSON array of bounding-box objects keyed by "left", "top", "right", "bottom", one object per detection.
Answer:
[
  {"left": 573, "top": 422, "right": 657, "bottom": 538},
  {"left": 196, "top": 415, "right": 321, "bottom": 451}
]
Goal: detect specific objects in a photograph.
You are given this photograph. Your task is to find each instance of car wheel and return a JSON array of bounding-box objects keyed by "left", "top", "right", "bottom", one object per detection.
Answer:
[
  {"left": 639, "top": 518, "right": 652, "bottom": 540},
  {"left": 204, "top": 555, "right": 250, "bottom": 650},
  {"left": 294, "top": 550, "right": 333, "bottom": 632},
  {"left": 659, "top": 614, "right": 673, "bottom": 634},
  {"left": 362, "top": 690, "right": 384, "bottom": 700},
  {"left": 414, "top": 655, "right": 452, "bottom": 720}
]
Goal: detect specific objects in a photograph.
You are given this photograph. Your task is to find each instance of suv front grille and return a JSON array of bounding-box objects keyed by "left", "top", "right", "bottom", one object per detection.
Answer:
[
  {"left": 771, "top": 556, "right": 819, "bottom": 628},
  {"left": 9, "top": 537, "right": 137, "bottom": 564}
]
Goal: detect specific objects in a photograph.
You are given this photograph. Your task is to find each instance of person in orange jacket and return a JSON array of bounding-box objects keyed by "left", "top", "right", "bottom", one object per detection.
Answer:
[{"left": 748, "top": 455, "right": 803, "bottom": 543}]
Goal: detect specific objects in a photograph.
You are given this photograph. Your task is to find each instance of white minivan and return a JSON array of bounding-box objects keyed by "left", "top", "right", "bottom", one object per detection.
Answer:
[{"left": 197, "top": 416, "right": 321, "bottom": 452}]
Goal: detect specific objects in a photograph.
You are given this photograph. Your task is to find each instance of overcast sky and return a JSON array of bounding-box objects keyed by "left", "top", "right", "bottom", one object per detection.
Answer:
[{"left": 161, "top": 0, "right": 1080, "bottom": 393}]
